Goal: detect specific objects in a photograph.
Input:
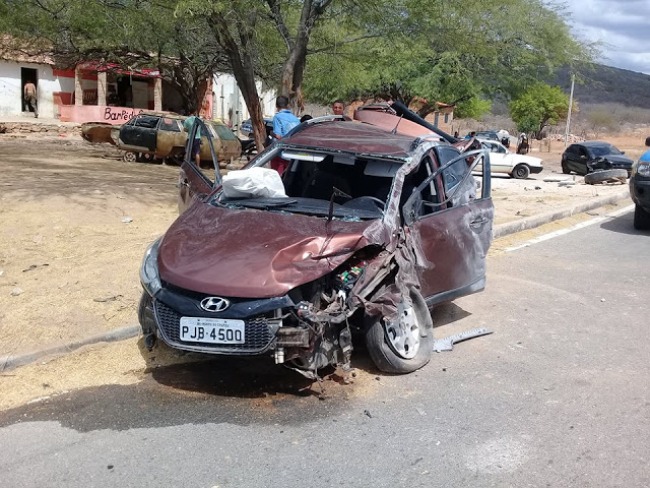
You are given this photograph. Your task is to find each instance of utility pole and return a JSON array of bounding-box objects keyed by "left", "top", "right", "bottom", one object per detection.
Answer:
[{"left": 564, "top": 74, "right": 575, "bottom": 148}]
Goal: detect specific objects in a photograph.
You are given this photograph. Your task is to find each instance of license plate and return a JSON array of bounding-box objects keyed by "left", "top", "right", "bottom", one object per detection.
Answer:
[{"left": 179, "top": 317, "right": 245, "bottom": 344}]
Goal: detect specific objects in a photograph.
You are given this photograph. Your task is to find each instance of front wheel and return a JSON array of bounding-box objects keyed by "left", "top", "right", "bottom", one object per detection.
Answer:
[
  {"left": 561, "top": 160, "right": 570, "bottom": 174},
  {"left": 512, "top": 163, "right": 530, "bottom": 179},
  {"left": 634, "top": 204, "right": 650, "bottom": 230},
  {"left": 365, "top": 287, "right": 434, "bottom": 374}
]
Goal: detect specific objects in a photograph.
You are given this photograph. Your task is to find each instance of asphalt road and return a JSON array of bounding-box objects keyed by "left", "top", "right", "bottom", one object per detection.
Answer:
[{"left": 0, "top": 208, "right": 648, "bottom": 488}]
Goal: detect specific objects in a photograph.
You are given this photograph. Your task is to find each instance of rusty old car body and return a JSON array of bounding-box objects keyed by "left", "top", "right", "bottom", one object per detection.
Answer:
[
  {"left": 82, "top": 112, "right": 241, "bottom": 163},
  {"left": 80, "top": 122, "right": 120, "bottom": 145},
  {"left": 138, "top": 111, "right": 493, "bottom": 375}
]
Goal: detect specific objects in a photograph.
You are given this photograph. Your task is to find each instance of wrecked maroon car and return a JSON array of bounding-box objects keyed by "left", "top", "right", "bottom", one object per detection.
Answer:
[{"left": 138, "top": 114, "right": 493, "bottom": 374}]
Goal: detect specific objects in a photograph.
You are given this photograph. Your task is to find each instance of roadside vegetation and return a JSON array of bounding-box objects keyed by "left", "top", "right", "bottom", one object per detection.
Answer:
[{"left": 1, "top": 0, "right": 596, "bottom": 145}]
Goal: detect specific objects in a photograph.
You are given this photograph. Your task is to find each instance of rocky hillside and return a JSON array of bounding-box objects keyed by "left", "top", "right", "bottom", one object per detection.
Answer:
[{"left": 554, "top": 64, "right": 650, "bottom": 109}]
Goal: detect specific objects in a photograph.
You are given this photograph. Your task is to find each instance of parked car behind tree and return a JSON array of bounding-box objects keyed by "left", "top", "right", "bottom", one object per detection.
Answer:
[{"left": 82, "top": 113, "right": 242, "bottom": 165}]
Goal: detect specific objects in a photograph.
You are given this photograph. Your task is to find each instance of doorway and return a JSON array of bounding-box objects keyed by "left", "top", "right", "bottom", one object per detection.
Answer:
[{"left": 21, "top": 67, "right": 38, "bottom": 113}]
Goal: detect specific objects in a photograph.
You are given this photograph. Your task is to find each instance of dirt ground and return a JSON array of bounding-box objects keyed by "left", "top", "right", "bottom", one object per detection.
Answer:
[{"left": 0, "top": 130, "right": 640, "bottom": 409}]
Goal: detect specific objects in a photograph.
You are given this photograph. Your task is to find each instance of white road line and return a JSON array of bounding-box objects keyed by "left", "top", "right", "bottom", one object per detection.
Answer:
[{"left": 505, "top": 204, "right": 635, "bottom": 252}]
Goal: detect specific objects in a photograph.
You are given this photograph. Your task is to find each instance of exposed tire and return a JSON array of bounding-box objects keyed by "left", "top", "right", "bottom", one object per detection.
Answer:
[
  {"left": 584, "top": 169, "right": 627, "bottom": 185},
  {"left": 123, "top": 151, "right": 137, "bottom": 163},
  {"left": 512, "top": 163, "right": 530, "bottom": 179},
  {"left": 137, "top": 292, "right": 155, "bottom": 336},
  {"left": 138, "top": 152, "right": 159, "bottom": 164},
  {"left": 365, "top": 287, "right": 434, "bottom": 374},
  {"left": 634, "top": 204, "right": 650, "bottom": 230},
  {"left": 561, "top": 160, "right": 570, "bottom": 174}
]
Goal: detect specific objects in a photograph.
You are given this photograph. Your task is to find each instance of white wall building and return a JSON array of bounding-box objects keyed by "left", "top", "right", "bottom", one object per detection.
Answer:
[
  {"left": 0, "top": 58, "right": 74, "bottom": 119},
  {"left": 212, "top": 73, "right": 276, "bottom": 131}
]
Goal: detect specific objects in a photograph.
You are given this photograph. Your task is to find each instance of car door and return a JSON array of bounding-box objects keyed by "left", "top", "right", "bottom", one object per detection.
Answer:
[
  {"left": 567, "top": 145, "right": 587, "bottom": 174},
  {"left": 402, "top": 146, "right": 493, "bottom": 305},
  {"left": 157, "top": 117, "right": 184, "bottom": 158},
  {"left": 178, "top": 118, "right": 221, "bottom": 213},
  {"left": 118, "top": 114, "right": 158, "bottom": 152}
]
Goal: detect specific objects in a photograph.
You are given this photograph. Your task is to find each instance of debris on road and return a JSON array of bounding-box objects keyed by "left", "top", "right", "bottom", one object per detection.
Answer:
[
  {"left": 433, "top": 328, "right": 493, "bottom": 352},
  {"left": 22, "top": 263, "right": 49, "bottom": 273}
]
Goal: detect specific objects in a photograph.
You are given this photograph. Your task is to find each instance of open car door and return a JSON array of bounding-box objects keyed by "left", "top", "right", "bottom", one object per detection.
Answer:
[
  {"left": 402, "top": 146, "right": 493, "bottom": 306},
  {"left": 178, "top": 118, "right": 221, "bottom": 213}
]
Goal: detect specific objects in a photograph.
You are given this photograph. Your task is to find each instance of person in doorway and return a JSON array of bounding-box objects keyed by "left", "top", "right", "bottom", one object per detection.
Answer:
[
  {"left": 23, "top": 81, "right": 38, "bottom": 118},
  {"left": 272, "top": 95, "right": 300, "bottom": 139},
  {"left": 183, "top": 110, "right": 203, "bottom": 166}
]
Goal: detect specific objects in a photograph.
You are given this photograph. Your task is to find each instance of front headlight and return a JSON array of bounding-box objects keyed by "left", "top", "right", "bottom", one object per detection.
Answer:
[
  {"left": 634, "top": 161, "right": 650, "bottom": 177},
  {"left": 140, "top": 238, "right": 162, "bottom": 297}
]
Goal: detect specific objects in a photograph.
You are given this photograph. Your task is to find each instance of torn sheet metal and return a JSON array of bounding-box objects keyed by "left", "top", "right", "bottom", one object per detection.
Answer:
[{"left": 433, "top": 328, "right": 493, "bottom": 352}]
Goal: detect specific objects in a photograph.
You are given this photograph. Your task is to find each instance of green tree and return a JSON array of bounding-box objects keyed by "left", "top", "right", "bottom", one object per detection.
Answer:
[
  {"left": 0, "top": 0, "right": 225, "bottom": 113},
  {"left": 509, "top": 83, "right": 569, "bottom": 138},
  {"left": 303, "top": 0, "right": 593, "bottom": 117}
]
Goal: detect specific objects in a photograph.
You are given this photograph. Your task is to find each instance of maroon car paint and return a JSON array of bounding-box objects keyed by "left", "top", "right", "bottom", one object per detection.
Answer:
[{"left": 157, "top": 201, "right": 384, "bottom": 298}]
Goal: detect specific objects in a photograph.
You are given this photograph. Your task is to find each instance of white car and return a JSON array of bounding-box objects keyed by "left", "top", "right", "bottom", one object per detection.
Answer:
[{"left": 475, "top": 139, "right": 543, "bottom": 179}]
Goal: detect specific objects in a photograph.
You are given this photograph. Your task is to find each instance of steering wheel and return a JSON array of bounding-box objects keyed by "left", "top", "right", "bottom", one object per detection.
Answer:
[{"left": 342, "top": 196, "right": 386, "bottom": 211}]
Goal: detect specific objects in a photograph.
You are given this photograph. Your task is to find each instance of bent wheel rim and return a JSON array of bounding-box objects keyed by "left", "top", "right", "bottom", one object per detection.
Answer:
[{"left": 384, "top": 301, "right": 420, "bottom": 359}]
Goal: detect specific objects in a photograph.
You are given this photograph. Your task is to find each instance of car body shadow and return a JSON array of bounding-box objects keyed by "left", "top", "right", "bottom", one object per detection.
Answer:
[{"left": 600, "top": 208, "right": 649, "bottom": 235}]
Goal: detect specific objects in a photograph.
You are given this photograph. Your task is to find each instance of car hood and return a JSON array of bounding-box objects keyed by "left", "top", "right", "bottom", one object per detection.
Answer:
[
  {"left": 597, "top": 154, "right": 633, "bottom": 166},
  {"left": 157, "top": 202, "right": 382, "bottom": 298}
]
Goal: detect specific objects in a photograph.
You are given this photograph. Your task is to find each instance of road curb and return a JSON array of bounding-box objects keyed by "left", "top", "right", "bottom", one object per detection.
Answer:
[
  {"left": 493, "top": 188, "right": 630, "bottom": 239},
  {"left": 1, "top": 188, "right": 632, "bottom": 371},
  {"left": 0, "top": 325, "right": 139, "bottom": 372}
]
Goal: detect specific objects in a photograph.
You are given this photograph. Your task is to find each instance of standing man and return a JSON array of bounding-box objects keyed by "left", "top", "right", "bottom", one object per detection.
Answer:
[
  {"left": 183, "top": 110, "right": 202, "bottom": 166},
  {"left": 272, "top": 95, "right": 300, "bottom": 139},
  {"left": 23, "top": 80, "right": 38, "bottom": 118}
]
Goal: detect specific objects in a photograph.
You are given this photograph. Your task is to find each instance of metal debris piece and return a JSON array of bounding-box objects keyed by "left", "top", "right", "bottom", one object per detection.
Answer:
[
  {"left": 93, "top": 294, "right": 123, "bottom": 303},
  {"left": 433, "top": 327, "right": 493, "bottom": 352}
]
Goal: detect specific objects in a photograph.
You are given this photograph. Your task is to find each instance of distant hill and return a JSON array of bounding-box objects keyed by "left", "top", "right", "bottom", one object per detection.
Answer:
[{"left": 553, "top": 64, "right": 650, "bottom": 109}]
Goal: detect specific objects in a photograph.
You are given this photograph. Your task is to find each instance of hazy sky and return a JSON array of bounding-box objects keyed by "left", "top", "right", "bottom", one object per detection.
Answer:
[{"left": 560, "top": 0, "right": 650, "bottom": 74}]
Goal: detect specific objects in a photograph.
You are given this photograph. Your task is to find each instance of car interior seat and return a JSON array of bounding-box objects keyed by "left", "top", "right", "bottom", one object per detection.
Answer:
[{"left": 301, "top": 159, "right": 353, "bottom": 202}]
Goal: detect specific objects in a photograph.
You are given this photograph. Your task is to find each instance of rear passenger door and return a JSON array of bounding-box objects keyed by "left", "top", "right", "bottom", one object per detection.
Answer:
[
  {"left": 402, "top": 146, "right": 493, "bottom": 305},
  {"left": 566, "top": 145, "right": 585, "bottom": 174},
  {"left": 118, "top": 114, "right": 158, "bottom": 152}
]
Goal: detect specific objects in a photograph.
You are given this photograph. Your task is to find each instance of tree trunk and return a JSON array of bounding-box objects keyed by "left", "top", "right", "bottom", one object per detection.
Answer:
[
  {"left": 275, "top": 0, "right": 331, "bottom": 113},
  {"left": 210, "top": 15, "right": 266, "bottom": 151}
]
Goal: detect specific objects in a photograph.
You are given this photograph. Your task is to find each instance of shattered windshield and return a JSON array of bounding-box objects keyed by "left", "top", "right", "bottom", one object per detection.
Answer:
[{"left": 211, "top": 150, "right": 401, "bottom": 220}]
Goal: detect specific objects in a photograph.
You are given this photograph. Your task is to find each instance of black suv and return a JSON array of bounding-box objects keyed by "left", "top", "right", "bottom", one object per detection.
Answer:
[{"left": 630, "top": 143, "right": 650, "bottom": 230}]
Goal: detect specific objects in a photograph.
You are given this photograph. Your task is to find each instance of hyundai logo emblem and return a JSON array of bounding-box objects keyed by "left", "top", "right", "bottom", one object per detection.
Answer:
[{"left": 200, "top": 296, "right": 230, "bottom": 312}]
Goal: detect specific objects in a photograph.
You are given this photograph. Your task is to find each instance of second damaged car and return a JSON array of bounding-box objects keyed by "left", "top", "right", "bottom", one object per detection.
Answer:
[{"left": 138, "top": 114, "right": 494, "bottom": 374}]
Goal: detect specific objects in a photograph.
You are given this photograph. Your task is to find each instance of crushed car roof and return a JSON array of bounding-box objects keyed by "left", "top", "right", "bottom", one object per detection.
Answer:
[{"left": 279, "top": 121, "right": 427, "bottom": 160}]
